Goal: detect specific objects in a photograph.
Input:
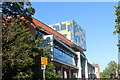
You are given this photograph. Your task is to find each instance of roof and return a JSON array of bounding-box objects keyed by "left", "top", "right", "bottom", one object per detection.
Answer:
[
  {"left": 32, "top": 18, "right": 72, "bottom": 47},
  {"left": 31, "top": 18, "right": 85, "bottom": 52},
  {"left": 92, "top": 63, "right": 100, "bottom": 68},
  {"left": 3, "top": 17, "right": 85, "bottom": 52}
]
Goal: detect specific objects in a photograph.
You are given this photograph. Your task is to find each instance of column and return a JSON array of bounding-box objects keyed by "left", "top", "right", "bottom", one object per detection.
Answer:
[
  {"left": 69, "top": 68, "right": 71, "bottom": 79},
  {"left": 61, "top": 65, "right": 63, "bottom": 78},
  {"left": 76, "top": 52, "right": 82, "bottom": 78},
  {"left": 85, "top": 60, "right": 88, "bottom": 78}
]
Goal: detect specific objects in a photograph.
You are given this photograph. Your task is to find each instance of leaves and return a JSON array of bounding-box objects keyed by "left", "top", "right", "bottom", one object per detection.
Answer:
[
  {"left": 2, "top": 2, "right": 61, "bottom": 79},
  {"left": 100, "top": 61, "right": 118, "bottom": 78},
  {"left": 2, "top": 22, "right": 35, "bottom": 79},
  {"left": 114, "top": 5, "right": 120, "bottom": 34},
  {"left": 2, "top": 2, "right": 35, "bottom": 22},
  {"left": 45, "top": 62, "right": 61, "bottom": 79}
]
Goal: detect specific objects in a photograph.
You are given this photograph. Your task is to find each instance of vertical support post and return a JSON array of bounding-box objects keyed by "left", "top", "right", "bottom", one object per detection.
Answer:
[
  {"left": 85, "top": 60, "right": 88, "bottom": 79},
  {"left": 61, "top": 65, "right": 63, "bottom": 78},
  {"left": 41, "top": 65, "right": 46, "bottom": 80},
  {"left": 76, "top": 52, "right": 82, "bottom": 78},
  {"left": 43, "top": 69, "right": 45, "bottom": 80},
  {"left": 69, "top": 68, "right": 71, "bottom": 79}
]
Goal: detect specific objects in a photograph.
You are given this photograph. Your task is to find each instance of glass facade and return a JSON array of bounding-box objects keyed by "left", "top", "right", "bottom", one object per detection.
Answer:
[
  {"left": 68, "top": 23, "right": 72, "bottom": 32},
  {"left": 61, "top": 23, "right": 66, "bottom": 30},
  {"left": 53, "top": 25, "right": 60, "bottom": 31},
  {"left": 73, "top": 22, "right": 86, "bottom": 50},
  {"left": 49, "top": 20, "right": 86, "bottom": 50},
  {"left": 53, "top": 44, "right": 76, "bottom": 66}
]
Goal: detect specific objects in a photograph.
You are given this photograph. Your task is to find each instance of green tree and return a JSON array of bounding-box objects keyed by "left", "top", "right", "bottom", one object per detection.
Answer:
[
  {"left": 3, "top": 21, "right": 36, "bottom": 79},
  {"left": 100, "top": 61, "right": 118, "bottom": 78},
  {"left": 114, "top": 4, "right": 120, "bottom": 79},
  {"left": 2, "top": 2, "right": 35, "bottom": 22},
  {"left": 2, "top": 2, "right": 36, "bottom": 79},
  {"left": 114, "top": 4, "right": 120, "bottom": 34},
  {"left": 2, "top": 2, "right": 61, "bottom": 79}
]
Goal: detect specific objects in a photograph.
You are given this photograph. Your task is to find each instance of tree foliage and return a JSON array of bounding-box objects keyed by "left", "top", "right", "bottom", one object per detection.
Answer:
[
  {"left": 3, "top": 21, "right": 36, "bottom": 79},
  {"left": 2, "top": 2, "right": 61, "bottom": 79},
  {"left": 100, "top": 61, "right": 118, "bottom": 78},
  {"left": 2, "top": 2, "right": 36, "bottom": 79},
  {"left": 2, "top": 2, "right": 35, "bottom": 22},
  {"left": 114, "top": 5, "right": 120, "bottom": 34}
]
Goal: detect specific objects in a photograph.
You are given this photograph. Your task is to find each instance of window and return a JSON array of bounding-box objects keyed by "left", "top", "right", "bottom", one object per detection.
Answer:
[
  {"left": 74, "top": 36, "right": 77, "bottom": 43},
  {"left": 68, "top": 24, "right": 72, "bottom": 31},
  {"left": 71, "top": 33, "right": 73, "bottom": 40},
  {"left": 74, "top": 24, "right": 77, "bottom": 32},
  {"left": 56, "top": 25, "right": 59, "bottom": 31},
  {"left": 59, "top": 50, "right": 62, "bottom": 56},
  {"left": 61, "top": 24, "right": 66, "bottom": 30},
  {"left": 54, "top": 48, "right": 57, "bottom": 53},
  {"left": 54, "top": 48, "right": 58, "bottom": 57},
  {"left": 53, "top": 25, "right": 59, "bottom": 31},
  {"left": 77, "top": 36, "right": 80, "bottom": 44},
  {"left": 53, "top": 44, "right": 75, "bottom": 65}
]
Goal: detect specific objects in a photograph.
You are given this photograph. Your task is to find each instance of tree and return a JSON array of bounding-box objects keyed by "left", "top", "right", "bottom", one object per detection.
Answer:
[
  {"left": 114, "top": 4, "right": 120, "bottom": 79},
  {"left": 3, "top": 22, "right": 36, "bottom": 79},
  {"left": 100, "top": 61, "right": 118, "bottom": 78},
  {"left": 2, "top": 2, "right": 61, "bottom": 79},
  {"left": 114, "top": 5, "right": 120, "bottom": 34},
  {"left": 2, "top": 2, "right": 35, "bottom": 22},
  {"left": 2, "top": 2, "right": 37, "bottom": 79}
]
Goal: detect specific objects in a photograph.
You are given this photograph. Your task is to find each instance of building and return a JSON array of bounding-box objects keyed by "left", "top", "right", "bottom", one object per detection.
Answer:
[
  {"left": 92, "top": 63, "right": 100, "bottom": 78},
  {"left": 49, "top": 20, "right": 88, "bottom": 78},
  {"left": 49, "top": 20, "right": 86, "bottom": 51},
  {"left": 87, "top": 62, "right": 96, "bottom": 79},
  {"left": 24, "top": 18, "right": 89, "bottom": 79}
]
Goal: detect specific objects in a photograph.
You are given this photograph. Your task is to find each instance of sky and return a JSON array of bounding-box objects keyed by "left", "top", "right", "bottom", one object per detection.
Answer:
[
  {"left": 32, "top": 2, "right": 118, "bottom": 72},
  {"left": 30, "top": 0, "right": 119, "bottom": 2}
]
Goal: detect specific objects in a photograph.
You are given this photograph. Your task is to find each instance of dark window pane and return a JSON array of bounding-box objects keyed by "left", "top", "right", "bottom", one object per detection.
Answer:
[
  {"left": 53, "top": 25, "right": 59, "bottom": 31},
  {"left": 68, "top": 24, "right": 72, "bottom": 31},
  {"left": 61, "top": 24, "right": 66, "bottom": 30},
  {"left": 56, "top": 25, "right": 59, "bottom": 31}
]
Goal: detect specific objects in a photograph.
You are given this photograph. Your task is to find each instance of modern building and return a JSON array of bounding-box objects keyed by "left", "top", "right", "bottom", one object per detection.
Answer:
[
  {"left": 92, "top": 63, "right": 100, "bottom": 78},
  {"left": 25, "top": 18, "right": 89, "bottom": 79},
  {"left": 49, "top": 20, "right": 86, "bottom": 51},
  {"left": 49, "top": 20, "right": 88, "bottom": 78}
]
